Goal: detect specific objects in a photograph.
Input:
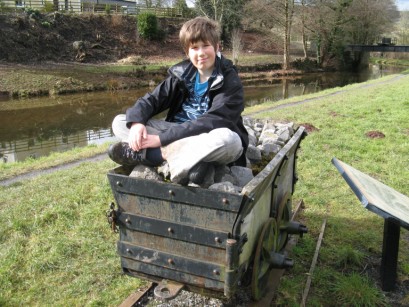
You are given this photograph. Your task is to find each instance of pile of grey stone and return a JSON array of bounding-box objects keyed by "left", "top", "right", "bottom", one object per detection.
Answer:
[{"left": 129, "top": 118, "right": 296, "bottom": 192}]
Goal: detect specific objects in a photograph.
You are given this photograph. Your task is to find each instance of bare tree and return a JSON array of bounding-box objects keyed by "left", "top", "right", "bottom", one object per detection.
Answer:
[
  {"left": 244, "top": 0, "right": 295, "bottom": 70},
  {"left": 283, "top": 0, "right": 295, "bottom": 69},
  {"left": 344, "top": 0, "right": 399, "bottom": 44},
  {"left": 194, "top": 0, "right": 245, "bottom": 40},
  {"left": 299, "top": 0, "right": 308, "bottom": 58},
  {"left": 195, "top": 0, "right": 225, "bottom": 22},
  {"left": 231, "top": 28, "right": 243, "bottom": 65},
  {"left": 241, "top": 0, "right": 399, "bottom": 68},
  {"left": 300, "top": 0, "right": 398, "bottom": 66},
  {"left": 395, "top": 11, "right": 409, "bottom": 45}
]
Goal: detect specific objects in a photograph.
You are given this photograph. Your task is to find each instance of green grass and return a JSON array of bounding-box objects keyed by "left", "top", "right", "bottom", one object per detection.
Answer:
[
  {"left": 0, "top": 143, "right": 110, "bottom": 181},
  {"left": 370, "top": 57, "right": 409, "bottom": 67},
  {"left": 224, "top": 52, "right": 284, "bottom": 66},
  {"left": 0, "top": 159, "right": 145, "bottom": 306},
  {"left": 0, "top": 71, "right": 408, "bottom": 305},
  {"left": 77, "top": 63, "right": 175, "bottom": 73},
  {"left": 332, "top": 273, "right": 388, "bottom": 306},
  {"left": 245, "top": 71, "right": 409, "bottom": 306}
]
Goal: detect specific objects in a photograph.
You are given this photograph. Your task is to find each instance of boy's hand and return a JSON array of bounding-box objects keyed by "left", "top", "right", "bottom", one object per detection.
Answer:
[
  {"left": 128, "top": 123, "right": 147, "bottom": 151},
  {"left": 128, "top": 123, "right": 162, "bottom": 151},
  {"left": 141, "top": 134, "right": 161, "bottom": 149}
]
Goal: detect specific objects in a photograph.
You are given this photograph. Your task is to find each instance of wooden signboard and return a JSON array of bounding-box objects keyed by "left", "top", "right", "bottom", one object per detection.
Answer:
[
  {"left": 332, "top": 157, "right": 409, "bottom": 291},
  {"left": 332, "top": 158, "right": 409, "bottom": 229}
]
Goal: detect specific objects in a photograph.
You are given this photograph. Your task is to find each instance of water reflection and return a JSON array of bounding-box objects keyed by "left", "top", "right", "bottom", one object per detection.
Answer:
[
  {"left": 0, "top": 90, "right": 146, "bottom": 163},
  {"left": 0, "top": 130, "right": 117, "bottom": 163},
  {"left": 0, "top": 65, "right": 405, "bottom": 163}
]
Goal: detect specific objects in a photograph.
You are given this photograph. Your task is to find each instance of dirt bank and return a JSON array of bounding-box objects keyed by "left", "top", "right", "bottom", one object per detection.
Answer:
[
  {"left": 0, "top": 12, "right": 275, "bottom": 64},
  {"left": 0, "top": 12, "right": 183, "bottom": 97},
  {"left": 0, "top": 12, "right": 283, "bottom": 98},
  {"left": 0, "top": 13, "right": 186, "bottom": 63}
]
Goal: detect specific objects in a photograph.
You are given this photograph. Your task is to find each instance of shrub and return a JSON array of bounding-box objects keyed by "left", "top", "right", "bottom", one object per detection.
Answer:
[
  {"left": 43, "top": 1, "right": 55, "bottom": 12},
  {"left": 24, "top": 7, "right": 41, "bottom": 19},
  {"left": 41, "top": 21, "right": 51, "bottom": 28},
  {"left": 174, "top": 0, "right": 195, "bottom": 17},
  {"left": 0, "top": 0, "right": 6, "bottom": 12},
  {"left": 104, "top": 4, "right": 111, "bottom": 15},
  {"left": 137, "top": 13, "right": 158, "bottom": 40},
  {"left": 291, "top": 58, "right": 319, "bottom": 71}
]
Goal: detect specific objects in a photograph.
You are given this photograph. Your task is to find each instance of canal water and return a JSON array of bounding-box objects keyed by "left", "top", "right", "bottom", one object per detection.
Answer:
[{"left": 0, "top": 64, "right": 405, "bottom": 163}]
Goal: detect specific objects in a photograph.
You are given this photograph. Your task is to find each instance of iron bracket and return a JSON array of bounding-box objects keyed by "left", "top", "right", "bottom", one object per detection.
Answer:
[
  {"left": 106, "top": 202, "right": 118, "bottom": 233},
  {"left": 154, "top": 280, "right": 185, "bottom": 301}
]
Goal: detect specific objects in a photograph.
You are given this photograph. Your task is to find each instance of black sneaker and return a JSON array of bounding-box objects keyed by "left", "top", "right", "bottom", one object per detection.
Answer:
[
  {"left": 188, "top": 162, "right": 210, "bottom": 184},
  {"left": 108, "top": 142, "right": 153, "bottom": 166}
]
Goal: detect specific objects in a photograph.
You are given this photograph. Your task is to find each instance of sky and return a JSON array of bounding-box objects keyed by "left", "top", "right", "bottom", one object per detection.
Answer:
[{"left": 396, "top": 0, "right": 409, "bottom": 11}]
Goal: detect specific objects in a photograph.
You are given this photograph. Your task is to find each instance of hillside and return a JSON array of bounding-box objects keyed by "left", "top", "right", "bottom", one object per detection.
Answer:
[
  {"left": 0, "top": 13, "right": 180, "bottom": 63},
  {"left": 0, "top": 12, "right": 272, "bottom": 64}
]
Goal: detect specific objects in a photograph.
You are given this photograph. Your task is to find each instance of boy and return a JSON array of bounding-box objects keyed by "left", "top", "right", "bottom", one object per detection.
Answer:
[{"left": 109, "top": 17, "right": 248, "bottom": 184}]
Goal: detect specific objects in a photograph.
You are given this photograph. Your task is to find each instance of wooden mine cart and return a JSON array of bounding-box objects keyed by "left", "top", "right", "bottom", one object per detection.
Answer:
[{"left": 107, "top": 126, "right": 307, "bottom": 301}]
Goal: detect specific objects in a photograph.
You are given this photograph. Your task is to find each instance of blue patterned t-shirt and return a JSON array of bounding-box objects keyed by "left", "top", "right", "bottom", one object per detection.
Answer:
[{"left": 173, "top": 72, "right": 210, "bottom": 123}]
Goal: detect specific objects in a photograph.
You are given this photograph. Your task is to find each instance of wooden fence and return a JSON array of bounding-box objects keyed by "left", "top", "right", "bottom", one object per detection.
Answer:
[{"left": 1, "top": 0, "right": 183, "bottom": 17}]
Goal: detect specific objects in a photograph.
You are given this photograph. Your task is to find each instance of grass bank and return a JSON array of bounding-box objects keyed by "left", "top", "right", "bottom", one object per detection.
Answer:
[
  {"left": 0, "top": 72, "right": 408, "bottom": 306},
  {"left": 0, "top": 144, "right": 109, "bottom": 182},
  {"left": 0, "top": 53, "right": 292, "bottom": 99},
  {"left": 370, "top": 57, "right": 409, "bottom": 67},
  {"left": 244, "top": 71, "right": 409, "bottom": 306}
]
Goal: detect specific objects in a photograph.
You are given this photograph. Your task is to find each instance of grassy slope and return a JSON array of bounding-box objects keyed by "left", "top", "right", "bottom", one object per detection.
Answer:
[
  {"left": 0, "top": 71, "right": 408, "bottom": 306},
  {"left": 244, "top": 73, "right": 409, "bottom": 306}
]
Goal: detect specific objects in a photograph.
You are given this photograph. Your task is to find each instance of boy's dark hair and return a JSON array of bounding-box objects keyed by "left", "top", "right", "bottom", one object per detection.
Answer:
[{"left": 179, "top": 17, "right": 221, "bottom": 54}]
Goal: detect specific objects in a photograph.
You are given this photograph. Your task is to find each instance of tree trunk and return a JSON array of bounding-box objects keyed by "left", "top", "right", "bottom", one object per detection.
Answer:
[
  {"left": 301, "top": 0, "right": 308, "bottom": 59},
  {"left": 283, "top": 0, "right": 289, "bottom": 70},
  {"left": 283, "top": 0, "right": 294, "bottom": 70}
]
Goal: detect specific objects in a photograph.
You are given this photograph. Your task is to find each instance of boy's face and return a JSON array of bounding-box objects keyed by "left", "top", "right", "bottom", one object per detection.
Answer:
[{"left": 187, "top": 40, "right": 218, "bottom": 76}]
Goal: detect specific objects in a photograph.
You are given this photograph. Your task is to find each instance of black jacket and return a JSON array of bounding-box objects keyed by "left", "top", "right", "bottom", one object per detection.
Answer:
[{"left": 125, "top": 54, "right": 249, "bottom": 165}]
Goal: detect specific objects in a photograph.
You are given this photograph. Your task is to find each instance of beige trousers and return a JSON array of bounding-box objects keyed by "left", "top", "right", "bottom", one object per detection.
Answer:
[{"left": 112, "top": 115, "right": 243, "bottom": 183}]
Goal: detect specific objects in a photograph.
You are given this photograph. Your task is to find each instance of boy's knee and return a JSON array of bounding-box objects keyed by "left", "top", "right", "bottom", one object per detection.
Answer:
[
  {"left": 210, "top": 128, "right": 240, "bottom": 142},
  {"left": 112, "top": 114, "right": 126, "bottom": 126},
  {"left": 112, "top": 114, "right": 128, "bottom": 140},
  {"left": 209, "top": 128, "right": 242, "bottom": 152}
]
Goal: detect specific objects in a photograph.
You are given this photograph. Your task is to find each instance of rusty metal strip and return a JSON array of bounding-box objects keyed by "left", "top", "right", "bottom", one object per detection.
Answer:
[
  {"left": 118, "top": 282, "right": 155, "bottom": 307},
  {"left": 121, "top": 257, "right": 225, "bottom": 292},
  {"left": 117, "top": 212, "right": 229, "bottom": 248},
  {"left": 120, "top": 229, "right": 226, "bottom": 264},
  {"left": 107, "top": 171, "right": 244, "bottom": 212},
  {"left": 118, "top": 241, "right": 225, "bottom": 281},
  {"left": 115, "top": 193, "right": 237, "bottom": 232}
]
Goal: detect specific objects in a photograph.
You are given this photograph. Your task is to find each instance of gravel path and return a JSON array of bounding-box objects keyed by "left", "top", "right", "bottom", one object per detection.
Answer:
[{"left": 0, "top": 153, "right": 107, "bottom": 187}]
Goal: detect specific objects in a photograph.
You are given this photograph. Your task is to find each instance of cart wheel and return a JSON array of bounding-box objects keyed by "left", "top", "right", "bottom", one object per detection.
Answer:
[
  {"left": 276, "top": 199, "right": 292, "bottom": 251},
  {"left": 251, "top": 218, "right": 277, "bottom": 301}
]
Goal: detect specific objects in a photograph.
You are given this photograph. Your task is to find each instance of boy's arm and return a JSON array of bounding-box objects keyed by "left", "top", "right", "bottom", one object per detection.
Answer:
[
  {"left": 125, "top": 77, "right": 177, "bottom": 127},
  {"left": 159, "top": 73, "right": 244, "bottom": 146}
]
